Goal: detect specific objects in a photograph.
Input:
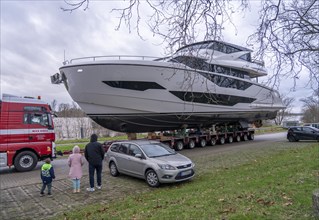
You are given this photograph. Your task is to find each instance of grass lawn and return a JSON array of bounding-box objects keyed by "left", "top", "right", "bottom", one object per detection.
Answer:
[{"left": 55, "top": 143, "right": 318, "bottom": 220}]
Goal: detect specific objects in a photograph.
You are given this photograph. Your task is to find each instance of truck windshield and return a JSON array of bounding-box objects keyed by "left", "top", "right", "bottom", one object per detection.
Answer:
[{"left": 24, "top": 113, "right": 52, "bottom": 127}]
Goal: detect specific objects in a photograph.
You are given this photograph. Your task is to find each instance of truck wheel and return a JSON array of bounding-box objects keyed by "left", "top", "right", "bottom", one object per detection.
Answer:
[
  {"left": 14, "top": 151, "right": 37, "bottom": 172},
  {"left": 210, "top": 138, "right": 216, "bottom": 146},
  {"left": 145, "top": 169, "right": 160, "bottom": 187},
  {"left": 243, "top": 134, "right": 248, "bottom": 141},
  {"left": 109, "top": 162, "right": 119, "bottom": 177},
  {"left": 199, "top": 139, "right": 207, "bottom": 148},
  {"left": 219, "top": 137, "right": 225, "bottom": 145},
  {"left": 188, "top": 140, "right": 196, "bottom": 149},
  {"left": 236, "top": 135, "right": 241, "bottom": 142},
  {"left": 228, "top": 136, "right": 233, "bottom": 143},
  {"left": 175, "top": 141, "right": 184, "bottom": 151},
  {"left": 248, "top": 133, "right": 254, "bottom": 140}
]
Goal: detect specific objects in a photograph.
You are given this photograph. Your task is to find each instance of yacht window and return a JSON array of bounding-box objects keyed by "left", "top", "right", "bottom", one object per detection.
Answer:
[
  {"left": 169, "top": 91, "right": 255, "bottom": 106},
  {"left": 172, "top": 56, "right": 211, "bottom": 71},
  {"left": 199, "top": 72, "right": 252, "bottom": 90},
  {"left": 103, "top": 81, "right": 165, "bottom": 91},
  {"left": 239, "top": 54, "right": 251, "bottom": 62},
  {"left": 209, "top": 42, "right": 241, "bottom": 54}
]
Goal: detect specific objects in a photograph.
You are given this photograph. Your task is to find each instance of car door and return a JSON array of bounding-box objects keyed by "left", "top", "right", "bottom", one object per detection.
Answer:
[
  {"left": 124, "top": 144, "right": 145, "bottom": 178},
  {"left": 116, "top": 143, "right": 130, "bottom": 173},
  {"left": 302, "top": 127, "right": 317, "bottom": 140}
]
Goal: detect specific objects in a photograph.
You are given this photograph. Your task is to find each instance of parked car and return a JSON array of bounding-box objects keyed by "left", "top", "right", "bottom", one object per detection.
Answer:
[
  {"left": 105, "top": 140, "right": 195, "bottom": 187},
  {"left": 303, "top": 123, "right": 319, "bottom": 129},
  {"left": 287, "top": 126, "right": 319, "bottom": 142}
]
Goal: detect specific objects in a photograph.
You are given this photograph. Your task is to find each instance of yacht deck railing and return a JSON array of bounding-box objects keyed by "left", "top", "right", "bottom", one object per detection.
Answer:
[{"left": 63, "top": 55, "right": 162, "bottom": 65}]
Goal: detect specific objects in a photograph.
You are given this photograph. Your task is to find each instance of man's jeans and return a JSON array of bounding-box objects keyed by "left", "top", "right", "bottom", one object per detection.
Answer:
[{"left": 89, "top": 163, "right": 102, "bottom": 188}]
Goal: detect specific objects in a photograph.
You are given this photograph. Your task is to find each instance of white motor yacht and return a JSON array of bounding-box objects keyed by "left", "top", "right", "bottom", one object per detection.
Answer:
[{"left": 52, "top": 40, "right": 284, "bottom": 132}]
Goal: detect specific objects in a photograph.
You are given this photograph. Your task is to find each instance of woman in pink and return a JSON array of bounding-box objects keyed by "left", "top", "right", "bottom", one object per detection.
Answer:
[{"left": 68, "top": 145, "right": 84, "bottom": 193}]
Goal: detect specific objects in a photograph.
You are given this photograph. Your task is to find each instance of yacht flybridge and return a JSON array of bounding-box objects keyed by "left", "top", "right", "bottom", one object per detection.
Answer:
[{"left": 51, "top": 40, "right": 284, "bottom": 132}]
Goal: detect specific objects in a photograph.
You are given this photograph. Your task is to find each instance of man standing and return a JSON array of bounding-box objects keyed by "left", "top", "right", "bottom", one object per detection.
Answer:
[{"left": 84, "top": 133, "right": 105, "bottom": 192}]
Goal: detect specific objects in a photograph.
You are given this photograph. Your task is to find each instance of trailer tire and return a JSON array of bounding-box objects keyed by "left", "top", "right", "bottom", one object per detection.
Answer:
[
  {"left": 14, "top": 151, "right": 37, "bottom": 172},
  {"left": 175, "top": 141, "right": 184, "bottom": 151},
  {"left": 236, "top": 135, "right": 241, "bottom": 142},
  {"left": 243, "top": 134, "right": 248, "bottom": 141},
  {"left": 248, "top": 133, "right": 254, "bottom": 140},
  {"left": 210, "top": 138, "right": 217, "bottom": 146},
  {"left": 228, "top": 136, "right": 233, "bottom": 143},
  {"left": 188, "top": 140, "right": 196, "bottom": 149},
  {"left": 199, "top": 139, "right": 207, "bottom": 148},
  {"left": 219, "top": 137, "right": 225, "bottom": 145}
]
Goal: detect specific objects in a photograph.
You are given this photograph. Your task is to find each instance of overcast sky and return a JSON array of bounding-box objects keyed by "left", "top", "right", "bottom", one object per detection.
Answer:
[{"left": 1, "top": 1, "right": 313, "bottom": 113}]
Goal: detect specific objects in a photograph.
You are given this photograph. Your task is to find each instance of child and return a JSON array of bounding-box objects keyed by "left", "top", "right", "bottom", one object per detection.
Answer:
[
  {"left": 68, "top": 145, "right": 84, "bottom": 193},
  {"left": 40, "top": 158, "right": 55, "bottom": 196}
]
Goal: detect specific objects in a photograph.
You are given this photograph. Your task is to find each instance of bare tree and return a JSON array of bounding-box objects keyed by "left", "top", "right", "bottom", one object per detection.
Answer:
[
  {"left": 301, "top": 90, "right": 319, "bottom": 122},
  {"left": 61, "top": 0, "right": 249, "bottom": 52},
  {"left": 247, "top": 0, "right": 319, "bottom": 90},
  {"left": 61, "top": 0, "right": 318, "bottom": 90},
  {"left": 274, "top": 94, "right": 295, "bottom": 125}
]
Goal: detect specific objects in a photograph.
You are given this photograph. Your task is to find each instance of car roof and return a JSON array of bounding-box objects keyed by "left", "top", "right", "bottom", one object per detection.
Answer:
[
  {"left": 111, "top": 139, "right": 161, "bottom": 145},
  {"left": 289, "top": 126, "right": 318, "bottom": 130}
]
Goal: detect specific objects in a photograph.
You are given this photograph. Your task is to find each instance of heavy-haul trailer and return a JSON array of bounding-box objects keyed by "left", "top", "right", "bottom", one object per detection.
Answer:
[
  {"left": 104, "top": 124, "right": 255, "bottom": 151},
  {"left": 148, "top": 126, "right": 255, "bottom": 151}
]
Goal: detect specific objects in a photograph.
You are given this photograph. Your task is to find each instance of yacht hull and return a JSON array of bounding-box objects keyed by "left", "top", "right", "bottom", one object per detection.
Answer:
[{"left": 59, "top": 60, "right": 283, "bottom": 132}]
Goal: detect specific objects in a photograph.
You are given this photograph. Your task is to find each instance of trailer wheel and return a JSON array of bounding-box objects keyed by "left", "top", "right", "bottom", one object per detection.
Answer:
[
  {"left": 188, "top": 139, "right": 196, "bottom": 149},
  {"left": 199, "top": 139, "right": 207, "bottom": 148},
  {"left": 175, "top": 141, "right": 184, "bottom": 151},
  {"left": 248, "top": 133, "right": 254, "bottom": 140},
  {"left": 236, "top": 135, "right": 241, "bottom": 142},
  {"left": 228, "top": 136, "right": 233, "bottom": 143},
  {"left": 14, "top": 151, "right": 37, "bottom": 172},
  {"left": 210, "top": 138, "right": 216, "bottom": 146},
  {"left": 243, "top": 134, "right": 248, "bottom": 141},
  {"left": 219, "top": 137, "right": 225, "bottom": 145}
]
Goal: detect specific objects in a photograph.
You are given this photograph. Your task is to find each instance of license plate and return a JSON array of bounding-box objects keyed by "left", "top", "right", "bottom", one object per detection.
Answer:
[{"left": 181, "top": 170, "right": 192, "bottom": 176}]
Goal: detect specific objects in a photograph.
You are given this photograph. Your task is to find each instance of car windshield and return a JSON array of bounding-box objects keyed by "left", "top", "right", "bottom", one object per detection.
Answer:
[{"left": 139, "top": 143, "right": 176, "bottom": 158}]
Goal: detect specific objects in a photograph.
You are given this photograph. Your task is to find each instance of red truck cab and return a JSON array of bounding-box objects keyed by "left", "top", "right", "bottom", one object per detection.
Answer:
[{"left": 0, "top": 94, "right": 56, "bottom": 172}]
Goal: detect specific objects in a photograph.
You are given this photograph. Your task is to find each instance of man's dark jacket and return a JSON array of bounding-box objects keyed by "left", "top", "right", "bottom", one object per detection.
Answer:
[{"left": 84, "top": 134, "right": 105, "bottom": 166}]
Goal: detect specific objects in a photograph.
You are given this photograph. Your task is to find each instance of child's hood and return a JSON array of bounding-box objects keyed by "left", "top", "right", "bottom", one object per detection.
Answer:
[{"left": 42, "top": 163, "right": 52, "bottom": 170}]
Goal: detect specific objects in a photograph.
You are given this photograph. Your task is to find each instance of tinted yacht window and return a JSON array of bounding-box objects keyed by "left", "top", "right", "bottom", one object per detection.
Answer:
[{"left": 103, "top": 81, "right": 165, "bottom": 91}]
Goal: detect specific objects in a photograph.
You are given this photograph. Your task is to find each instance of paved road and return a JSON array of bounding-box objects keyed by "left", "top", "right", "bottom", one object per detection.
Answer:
[{"left": 0, "top": 132, "right": 288, "bottom": 219}]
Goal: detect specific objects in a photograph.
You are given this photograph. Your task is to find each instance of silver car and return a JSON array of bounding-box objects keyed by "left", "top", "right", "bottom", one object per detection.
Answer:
[{"left": 105, "top": 140, "right": 195, "bottom": 187}]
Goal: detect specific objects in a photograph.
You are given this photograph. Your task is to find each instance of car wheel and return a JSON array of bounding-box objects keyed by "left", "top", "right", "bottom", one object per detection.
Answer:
[
  {"left": 14, "top": 151, "right": 37, "bottom": 172},
  {"left": 188, "top": 139, "right": 196, "bottom": 149},
  {"left": 175, "top": 141, "right": 184, "bottom": 151},
  {"left": 109, "top": 162, "right": 119, "bottom": 177},
  {"left": 199, "top": 139, "right": 207, "bottom": 148},
  {"left": 236, "top": 135, "right": 241, "bottom": 142},
  {"left": 228, "top": 136, "right": 233, "bottom": 143},
  {"left": 243, "top": 134, "right": 248, "bottom": 141},
  {"left": 145, "top": 169, "right": 160, "bottom": 187},
  {"left": 210, "top": 138, "right": 217, "bottom": 146},
  {"left": 288, "top": 136, "right": 295, "bottom": 142}
]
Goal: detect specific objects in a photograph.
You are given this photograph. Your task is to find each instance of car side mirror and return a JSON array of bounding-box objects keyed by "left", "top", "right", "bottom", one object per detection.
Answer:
[{"left": 135, "top": 153, "right": 143, "bottom": 159}]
